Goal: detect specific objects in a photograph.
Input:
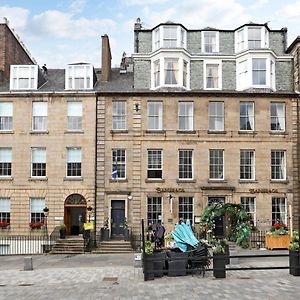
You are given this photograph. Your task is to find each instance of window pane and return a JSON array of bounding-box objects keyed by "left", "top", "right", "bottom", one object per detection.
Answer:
[
  {"left": 112, "top": 149, "right": 126, "bottom": 179},
  {"left": 112, "top": 101, "right": 126, "bottom": 130},
  {"left": 179, "top": 197, "right": 193, "bottom": 224},
  {"left": 204, "top": 32, "right": 217, "bottom": 52},
  {"left": 179, "top": 150, "right": 193, "bottom": 179},
  {"left": 164, "top": 58, "right": 178, "bottom": 84},
  {"left": 206, "top": 64, "right": 219, "bottom": 88},
  {"left": 67, "top": 148, "right": 81, "bottom": 162},
  {"left": 147, "top": 102, "right": 162, "bottom": 130},
  {"left": 240, "top": 102, "right": 254, "bottom": 130},
  {"left": 147, "top": 149, "right": 162, "bottom": 179},
  {"left": 270, "top": 103, "right": 285, "bottom": 131},
  {"left": 240, "top": 150, "right": 255, "bottom": 180},
  {"left": 209, "top": 102, "right": 224, "bottom": 131},
  {"left": 209, "top": 149, "right": 224, "bottom": 179},
  {"left": 147, "top": 197, "right": 162, "bottom": 226},
  {"left": 252, "top": 58, "right": 266, "bottom": 85},
  {"left": 271, "top": 150, "right": 286, "bottom": 180},
  {"left": 178, "top": 102, "right": 193, "bottom": 130},
  {"left": 241, "top": 197, "right": 256, "bottom": 225},
  {"left": 272, "top": 197, "right": 287, "bottom": 225}
]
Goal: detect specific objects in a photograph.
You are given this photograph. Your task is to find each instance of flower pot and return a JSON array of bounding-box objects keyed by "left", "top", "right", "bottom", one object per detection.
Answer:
[
  {"left": 143, "top": 254, "right": 154, "bottom": 281},
  {"left": 213, "top": 252, "right": 226, "bottom": 278},
  {"left": 59, "top": 229, "right": 66, "bottom": 239},
  {"left": 124, "top": 228, "right": 130, "bottom": 241},
  {"left": 289, "top": 250, "right": 300, "bottom": 276},
  {"left": 265, "top": 234, "right": 290, "bottom": 250},
  {"left": 101, "top": 228, "right": 109, "bottom": 241}
]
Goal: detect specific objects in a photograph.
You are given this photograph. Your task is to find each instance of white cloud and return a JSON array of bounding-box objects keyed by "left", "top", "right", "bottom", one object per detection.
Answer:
[
  {"left": 281, "top": 1, "right": 300, "bottom": 19},
  {"left": 30, "top": 10, "right": 116, "bottom": 39},
  {"left": 143, "top": 6, "right": 176, "bottom": 26},
  {"left": 250, "top": 0, "right": 269, "bottom": 9},
  {"left": 69, "top": 0, "right": 87, "bottom": 14},
  {"left": 122, "top": 0, "right": 169, "bottom": 5},
  {"left": 0, "top": 6, "right": 29, "bottom": 28}
]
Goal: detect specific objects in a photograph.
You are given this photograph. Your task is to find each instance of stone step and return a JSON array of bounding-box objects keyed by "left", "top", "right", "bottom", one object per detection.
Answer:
[{"left": 92, "top": 249, "right": 134, "bottom": 254}]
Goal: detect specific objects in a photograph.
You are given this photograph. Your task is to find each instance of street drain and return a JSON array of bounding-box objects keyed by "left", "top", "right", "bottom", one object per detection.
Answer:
[
  {"left": 103, "top": 277, "right": 118, "bottom": 282},
  {"left": 238, "top": 277, "right": 251, "bottom": 279},
  {"left": 0, "top": 284, "right": 6, "bottom": 287},
  {"left": 18, "top": 283, "right": 34, "bottom": 286}
]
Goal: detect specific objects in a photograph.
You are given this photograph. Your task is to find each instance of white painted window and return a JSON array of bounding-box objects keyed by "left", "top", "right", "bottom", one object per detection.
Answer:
[
  {"left": 31, "top": 148, "right": 46, "bottom": 177},
  {"left": 147, "top": 197, "right": 162, "bottom": 226},
  {"left": 236, "top": 29, "right": 245, "bottom": 52},
  {"left": 164, "top": 58, "right": 178, "bottom": 85},
  {"left": 67, "top": 147, "right": 81, "bottom": 177},
  {"left": 112, "top": 149, "right": 126, "bottom": 179},
  {"left": 209, "top": 149, "right": 224, "bottom": 180},
  {"left": 272, "top": 197, "right": 287, "bottom": 225},
  {"left": 147, "top": 149, "right": 162, "bottom": 179},
  {"left": 241, "top": 197, "right": 256, "bottom": 225},
  {"left": 0, "top": 197, "right": 10, "bottom": 225},
  {"left": 154, "top": 28, "right": 160, "bottom": 50},
  {"left": 179, "top": 149, "right": 193, "bottom": 179},
  {"left": 183, "top": 60, "right": 188, "bottom": 88},
  {"left": 240, "top": 102, "right": 254, "bottom": 131},
  {"left": 204, "top": 61, "right": 222, "bottom": 90},
  {"left": 10, "top": 65, "right": 38, "bottom": 90},
  {"left": 32, "top": 102, "right": 48, "bottom": 131},
  {"left": 240, "top": 150, "right": 255, "bottom": 180},
  {"left": 66, "top": 64, "right": 93, "bottom": 90},
  {"left": 147, "top": 102, "right": 163, "bottom": 130},
  {"left": 209, "top": 102, "right": 224, "bottom": 131},
  {"left": 0, "top": 148, "right": 12, "bottom": 177},
  {"left": 154, "top": 60, "right": 160, "bottom": 87},
  {"left": 202, "top": 31, "right": 219, "bottom": 53},
  {"left": 252, "top": 58, "right": 266, "bottom": 85},
  {"left": 270, "top": 102, "right": 285, "bottom": 132},
  {"left": 0, "top": 102, "right": 13, "bottom": 131},
  {"left": 30, "top": 198, "right": 45, "bottom": 223},
  {"left": 248, "top": 27, "right": 261, "bottom": 49},
  {"left": 68, "top": 101, "right": 82, "bottom": 130},
  {"left": 271, "top": 150, "right": 286, "bottom": 180},
  {"left": 179, "top": 197, "right": 194, "bottom": 224},
  {"left": 178, "top": 102, "right": 193, "bottom": 131},
  {"left": 112, "top": 101, "right": 126, "bottom": 130}
]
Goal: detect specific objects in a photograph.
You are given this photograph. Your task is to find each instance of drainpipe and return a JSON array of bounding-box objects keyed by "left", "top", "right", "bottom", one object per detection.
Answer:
[
  {"left": 94, "top": 94, "right": 98, "bottom": 247},
  {"left": 297, "top": 92, "right": 300, "bottom": 230}
]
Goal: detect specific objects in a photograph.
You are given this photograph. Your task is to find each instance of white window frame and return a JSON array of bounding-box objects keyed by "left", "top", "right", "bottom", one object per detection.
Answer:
[
  {"left": 0, "top": 148, "right": 12, "bottom": 177},
  {"left": 66, "top": 147, "right": 82, "bottom": 177},
  {"left": 209, "top": 149, "right": 224, "bottom": 180},
  {"left": 112, "top": 101, "right": 126, "bottom": 130},
  {"left": 151, "top": 53, "right": 190, "bottom": 90},
  {"left": 147, "top": 149, "right": 163, "bottom": 179},
  {"left": 0, "top": 102, "right": 13, "bottom": 131},
  {"left": 152, "top": 25, "right": 186, "bottom": 51},
  {"left": 32, "top": 102, "right": 48, "bottom": 132},
  {"left": 202, "top": 31, "right": 219, "bottom": 53},
  {"left": 208, "top": 101, "right": 224, "bottom": 131},
  {"left": 147, "top": 196, "right": 162, "bottom": 226},
  {"left": 30, "top": 197, "right": 45, "bottom": 223},
  {"left": 112, "top": 149, "right": 126, "bottom": 179},
  {"left": 65, "top": 64, "right": 93, "bottom": 90},
  {"left": 10, "top": 65, "right": 38, "bottom": 90},
  {"left": 240, "top": 102, "right": 255, "bottom": 131},
  {"left": 178, "top": 197, "right": 194, "bottom": 224},
  {"left": 270, "top": 102, "right": 285, "bottom": 132},
  {"left": 240, "top": 149, "right": 255, "bottom": 180},
  {"left": 147, "top": 101, "right": 163, "bottom": 130},
  {"left": 271, "top": 150, "right": 286, "bottom": 180},
  {"left": 67, "top": 101, "right": 82, "bottom": 131},
  {"left": 178, "top": 149, "right": 193, "bottom": 180},
  {"left": 235, "top": 26, "right": 269, "bottom": 52},
  {"left": 178, "top": 102, "right": 194, "bottom": 131},
  {"left": 272, "top": 197, "right": 287, "bottom": 225},
  {"left": 241, "top": 197, "right": 256, "bottom": 226},
  {"left": 0, "top": 197, "right": 10, "bottom": 224},
  {"left": 204, "top": 60, "right": 222, "bottom": 90},
  {"left": 31, "top": 147, "right": 46, "bottom": 178}
]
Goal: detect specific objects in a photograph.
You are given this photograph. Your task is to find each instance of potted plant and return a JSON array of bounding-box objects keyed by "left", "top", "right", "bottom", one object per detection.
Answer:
[
  {"left": 265, "top": 223, "right": 290, "bottom": 250},
  {"left": 29, "top": 221, "right": 44, "bottom": 229},
  {"left": 0, "top": 221, "right": 10, "bottom": 229},
  {"left": 59, "top": 223, "right": 66, "bottom": 239},
  {"left": 123, "top": 218, "right": 130, "bottom": 241},
  {"left": 143, "top": 240, "right": 155, "bottom": 281},
  {"left": 101, "top": 218, "right": 110, "bottom": 241},
  {"left": 289, "top": 231, "right": 300, "bottom": 276},
  {"left": 212, "top": 240, "right": 226, "bottom": 278},
  {"left": 219, "top": 239, "right": 230, "bottom": 265}
]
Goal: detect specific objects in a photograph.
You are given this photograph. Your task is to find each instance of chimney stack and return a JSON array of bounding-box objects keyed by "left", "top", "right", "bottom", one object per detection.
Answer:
[{"left": 101, "top": 34, "right": 111, "bottom": 81}]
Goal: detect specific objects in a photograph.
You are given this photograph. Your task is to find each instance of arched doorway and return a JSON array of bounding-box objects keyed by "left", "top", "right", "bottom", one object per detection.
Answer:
[{"left": 64, "top": 194, "right": 87, "bottom": 236}]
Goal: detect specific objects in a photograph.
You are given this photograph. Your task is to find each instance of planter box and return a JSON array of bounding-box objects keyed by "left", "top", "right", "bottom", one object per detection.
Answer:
[
  {"left": 265, "top": 234, "right": 290, "bottom": 250},
  {"left": 167, "top": 251, "right": 188, "bottom": 276},
  {"left": 143, "top": 254, "right": 154, "bottom": 281},
  {"left": 213, "top": 252, "right": 226, "bottom": 278},
  {"left": 224, "top": 244, "right": 230, "bottom": 265},
  {"left": 289, "top": 250, "right": 300, "bottom": 276},
  {"left": 100, "top": 228, "right": 110, "bottom": 241},
  {"left": 124, "top": 229, "right": 130, "bottom": 241},
  {"left": 153, "top": 252, "right": 166, "bottom": 277},
  {"left": 59, "top": 229, "right": 66, "bottom": 239}
]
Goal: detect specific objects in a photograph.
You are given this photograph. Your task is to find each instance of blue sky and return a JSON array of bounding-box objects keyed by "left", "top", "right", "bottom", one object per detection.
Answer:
[{"left": 0, "top": 0, "right": 299, "bottom": 68}]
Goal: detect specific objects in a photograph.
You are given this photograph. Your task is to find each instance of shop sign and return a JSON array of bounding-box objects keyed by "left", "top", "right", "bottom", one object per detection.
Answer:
[
  {"left": 249, "top": 188, "right": 279, "bottom": 194},
  {"left": 156, "top": 187, "right": 185, "bottom": 193}
]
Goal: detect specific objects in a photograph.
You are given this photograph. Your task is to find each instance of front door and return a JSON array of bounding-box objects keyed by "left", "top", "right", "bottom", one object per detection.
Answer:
[
  {"left": 64, "top": 206, "right": 86, "bottom": 235},
  {"left": 208, "top": 196, "right": 225, "bottom": 238},
  {"left": 111, "top": 200, "right": 125, "bottom": 238}
]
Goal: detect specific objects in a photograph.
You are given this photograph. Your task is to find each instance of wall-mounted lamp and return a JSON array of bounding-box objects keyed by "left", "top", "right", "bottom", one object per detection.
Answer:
[
  {"left": 128, "top": 192, "right": 133, "bottom": 200},
  {"left": 134, "top": 103, "right": 140, "bottom": 112},
  {"left": 168, "top": 194, "right": 174, "bottom": 213}
]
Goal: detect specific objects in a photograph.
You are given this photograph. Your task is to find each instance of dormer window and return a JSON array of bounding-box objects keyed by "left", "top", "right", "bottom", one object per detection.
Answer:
[
  {"left": 152, "top": 25, "right": 186, "bottom": 51},
  {"left": 235, "top": 26, "right": 269, "bottom": 52},
  {"left": 65, "top": 64, "right": 93, "bottom": 90},
  {"left": 10, "top": 65, "right": 38, "bottom": 90},
  {"left": 202, "top": 31, "right": 219, "bottom": 53}
]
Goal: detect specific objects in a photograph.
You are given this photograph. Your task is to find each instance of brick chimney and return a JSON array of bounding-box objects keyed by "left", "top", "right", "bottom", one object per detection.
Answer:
[{"left": 101, "top": 34, "right": 111, "bottom": 81}]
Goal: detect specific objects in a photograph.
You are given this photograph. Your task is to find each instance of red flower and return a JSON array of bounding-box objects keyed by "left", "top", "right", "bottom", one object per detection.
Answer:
[
  {"left": 0, "top": 221, "right": 10, "bottom": 227},
  {"left": 273, "top": 223, "right": 286, "bottom": 230},
  {"left": 29, "top": 221, "right": 44, "bottom": 228}
]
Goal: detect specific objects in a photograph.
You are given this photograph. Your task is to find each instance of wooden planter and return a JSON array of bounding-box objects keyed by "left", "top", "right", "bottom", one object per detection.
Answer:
[
  {"left": 213, "top": 252, "right": 226, "bottom": 278},
  {"left": 265, "top": 234, "right": 290, "bottom": 250}
]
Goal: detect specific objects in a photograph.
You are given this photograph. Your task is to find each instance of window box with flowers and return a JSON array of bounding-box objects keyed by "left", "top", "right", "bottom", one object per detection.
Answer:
[
  {"left": 0, "top": 221, "right": 10, "bottom": 229},
  {"left": 29, "top": 221, "right": 44, "bottom": 229},
  {"left": 266, "top": 223, "right": 290, "bottom": 250}
]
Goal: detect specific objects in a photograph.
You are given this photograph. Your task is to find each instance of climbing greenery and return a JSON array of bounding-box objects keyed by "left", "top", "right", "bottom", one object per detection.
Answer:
[{"left": 199, "top": 203, "right": 251, "bottom": 248}]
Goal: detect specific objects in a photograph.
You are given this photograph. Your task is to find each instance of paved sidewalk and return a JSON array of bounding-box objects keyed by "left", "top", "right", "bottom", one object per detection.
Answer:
[{"left": 0, "top": 251, "right": 299, "bottom": 300}]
